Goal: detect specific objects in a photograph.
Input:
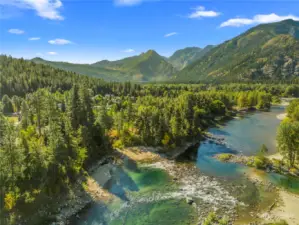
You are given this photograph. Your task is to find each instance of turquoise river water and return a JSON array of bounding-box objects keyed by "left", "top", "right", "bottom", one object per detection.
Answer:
[{"left": 73, "top": 106, "right": 299, "bottom": 225}]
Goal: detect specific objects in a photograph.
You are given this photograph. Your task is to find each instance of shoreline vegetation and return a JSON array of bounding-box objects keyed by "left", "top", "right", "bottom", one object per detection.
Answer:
[{"left": 214, "top": 153, "right": 299, "bottom": 177}]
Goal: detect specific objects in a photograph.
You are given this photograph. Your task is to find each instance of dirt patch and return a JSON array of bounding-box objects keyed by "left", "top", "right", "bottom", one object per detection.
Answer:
[
  {"left": 117, "top": 147, "right": 162, "bottom": 163},
  {"left": 84, "top": 176, "right": 113, "bottom": 202}
]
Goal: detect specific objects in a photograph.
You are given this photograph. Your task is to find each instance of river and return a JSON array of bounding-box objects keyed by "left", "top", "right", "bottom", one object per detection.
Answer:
[{"left": 73, "top": 106, "right": 299, "bottom": 225}]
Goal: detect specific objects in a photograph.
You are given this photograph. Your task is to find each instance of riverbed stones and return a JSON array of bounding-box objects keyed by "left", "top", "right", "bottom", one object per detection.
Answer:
[{"left": 186, "top": 197, "right": 194, "bottom": 205}]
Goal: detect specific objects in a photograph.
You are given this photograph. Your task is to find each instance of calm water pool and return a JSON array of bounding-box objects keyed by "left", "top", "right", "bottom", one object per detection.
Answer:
[{"left": 196, "top": 105, "right": 299, "bottom": 193}]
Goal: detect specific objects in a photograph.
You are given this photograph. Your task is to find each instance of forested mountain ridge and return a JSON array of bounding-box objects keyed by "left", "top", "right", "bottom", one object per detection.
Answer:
[
  {"left": 175, "top": 19, "right": 299, "bottom": 82},
  {"left": 168, "top": 46, "right": 214, "bottom": 70},
  {"left": 0, "top": 55, "right": 113, "bottom": 97},
  {"left": 92, "top": 50, "right": 177, "bottom": 81},
  {"left": 32, "top": 50, "right": 177, "bottom": 82},
  {"left": 31, "top": 57, "right": 130, "bottom": 82}
]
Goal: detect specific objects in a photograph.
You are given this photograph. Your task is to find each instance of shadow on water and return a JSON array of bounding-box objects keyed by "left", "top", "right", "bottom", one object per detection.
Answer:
[
  {"left": 71, "top": 157, "right": 142, "bottom": 225},
  {"left": 175, "top": 144, "right": 199, "bottom": 162},
  {"left": 72, "top": 156, "right": 185, "bottom": 225},
  {"left": 103, "top": 158, "right": 140, "bottom": 201}
]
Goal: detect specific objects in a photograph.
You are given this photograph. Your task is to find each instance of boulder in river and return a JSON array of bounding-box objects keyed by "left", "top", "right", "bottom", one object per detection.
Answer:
[{"left": 186, "top": 197, "right": 194, "bottom": 205}]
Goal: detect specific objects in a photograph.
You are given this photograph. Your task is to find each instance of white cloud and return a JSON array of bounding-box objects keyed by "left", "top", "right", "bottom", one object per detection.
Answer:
[
  {"left": 8, "top": 28, "right": 24, "bottom": 34},
  {"left": 220, "top": 13, "right": 299, "bottom": 27},
  {"left": 36, "top": 52, "right": 43, "bottom": 56},
  {"left": 115, "top": 0, "right": 143, "bottom": 6},
  {"left": 0, "top": 0, "right": 64, "bottom": 20},
  {"left": 29, "top": 37, "right": 40, "bottom": 41},
  {"left": 189, "top": 6, "right": 220, "bottom": 19},
  {"left": 122, "top": 49, "right": 135, "bottom": 53},
  {"left": 164, "top": 32, "right": 178, "bottom": 38},
  {"left": 48, "top": 38, "right": 72, "bottom": 45},
  {"left": 47, "top": 52, "right": 57, "bottom": 55}
]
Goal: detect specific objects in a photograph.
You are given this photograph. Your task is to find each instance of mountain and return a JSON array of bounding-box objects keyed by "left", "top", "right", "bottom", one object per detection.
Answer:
[
  {"left": 32, "top": 50, "right": 177, "bottom": 82},
  {"left": 1, "top": 55, "right": 108, "bottom": 97},
  {"left": 168, "top": 46, "right": 214, "bottom": 70},
  {"left": 31, "top": 57, "right": 129, "bottom": 81},
  {"left": 175, "top": 19, "right": 299, "bottom": 82},
  {"left": 92, "top": 50, "right": 177, "bottom": 81}
]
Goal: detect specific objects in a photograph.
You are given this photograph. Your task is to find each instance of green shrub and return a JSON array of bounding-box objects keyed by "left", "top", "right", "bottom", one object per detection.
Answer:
[
  {"left": 217, "top": 153, "right": 233, "bottom": 162},
  {"left": 271, "top": 96, "right": 281, "bottom": 104},
  {"left": 203, "top": 212, "right": 230, "bottom": 225},
  {"left": 253, "top": 156, "right": 267, "bottom": 169},
  {"left": 203, "top": 212, "right": 217, "bottom": 225}
]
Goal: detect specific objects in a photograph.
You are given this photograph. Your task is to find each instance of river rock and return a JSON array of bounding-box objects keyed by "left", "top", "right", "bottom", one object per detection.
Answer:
[{"left": 186, "top": 197, "right": 194, "bottom": 205}]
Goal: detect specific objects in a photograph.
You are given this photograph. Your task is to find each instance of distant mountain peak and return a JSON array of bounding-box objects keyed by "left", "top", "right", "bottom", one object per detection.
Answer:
[
  {"left": 143, "top": 49, "right": 159, "bottom": 57},
  {"left": 32, "top": 57, "right": 45, "bottom": 61}
]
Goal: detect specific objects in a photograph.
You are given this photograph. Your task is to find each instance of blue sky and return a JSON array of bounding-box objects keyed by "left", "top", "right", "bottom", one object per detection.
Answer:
[{"left": 1, "top": 0, "right": 299, "bottom": 63}]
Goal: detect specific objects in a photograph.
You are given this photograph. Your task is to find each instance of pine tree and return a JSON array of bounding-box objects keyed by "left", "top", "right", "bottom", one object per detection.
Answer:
[
  {"left": 69, "top": 85, "right": 82, "bottom": 130},
  {"left": 2, "top": 95, "right": 13, "bottom": 114},
  {"left": 20, "top": 100, "right": 29, "bottom": 129}
]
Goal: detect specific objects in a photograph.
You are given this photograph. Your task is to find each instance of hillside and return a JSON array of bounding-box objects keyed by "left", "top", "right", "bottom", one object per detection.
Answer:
[
  {"left": 168, "top": 46, "right": 214, "bottom": 70},
  {"left": 0, "top": 55, "right": 109, "bottom": 97},
  {"left": 32, "top": 50, "right": 176, "bottom": 82},
  {"left": 92, "top": 50, "right": 177, "bottom": 81},
  {"left": 31, "top": 57, "right": 129, "bottom": 81},
  {"left": 175, "top": 19, "right": 299, "bottom": 82}
]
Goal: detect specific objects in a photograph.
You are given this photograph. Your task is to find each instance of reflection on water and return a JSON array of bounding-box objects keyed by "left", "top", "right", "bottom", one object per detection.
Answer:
[
  {"left": 196, "top": 106, "right": 285, "bottom": 178},
  {"left": 209, "top": 106, "right": 284, "bottom": 155},
  {"left": 196, "top": 105, "right": 299, "bottom": 193}
]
